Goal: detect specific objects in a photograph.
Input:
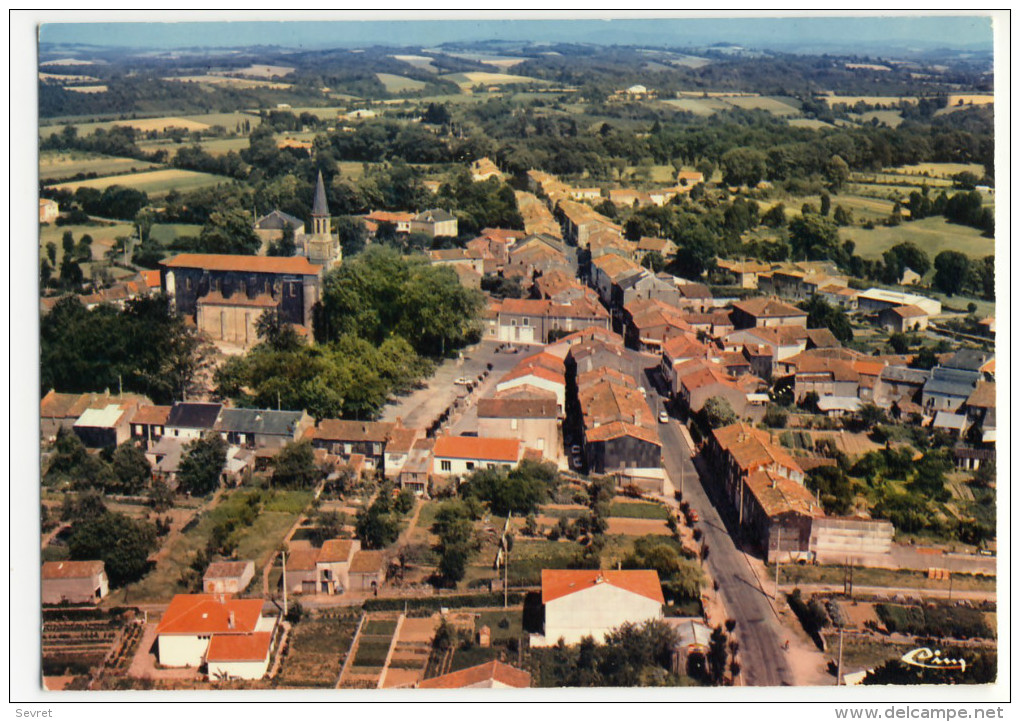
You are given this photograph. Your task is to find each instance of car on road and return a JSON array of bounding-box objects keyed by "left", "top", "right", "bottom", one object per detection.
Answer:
[
  {"left": 454, "top": 377, "right": 472, "bottom": 385},
  {"left": 570, "top": 445, "right": 581, "bottom": 455},
  {"left": 658, "top": 411, "right": 669, "bottom": 424},
  {"left": 638, "top": 386, "right": 646, "bottom": 394},
  {"left": 688, "top": 510, "right": 699, "bottom": 523}
]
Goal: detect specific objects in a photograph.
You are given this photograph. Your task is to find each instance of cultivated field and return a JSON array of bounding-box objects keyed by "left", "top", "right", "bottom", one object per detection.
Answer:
[
  {"left": 215, "top": 64, "right": 295, "bottom": 79},
  {"left": 820, "top": 94, "right": 919, "bottom": 107},
  {"left": 39, "top": 72, "right": 101, "bottom": 84},
  {"left": 40, "top": 150, "right": 164, "bottom": 182},
  {"left": 115, "top": 117, "right": 211, "bottom": 133},
  {"left": 841, "top": 216, "right": 994, "bottom": 260},
  {"left": 390, "top": 55, "right": 439, "bottom": 73},
  {"left": 661, "top": 97, "right": 735, "bottom": 116},
  {"left": 850, "top": 110, "right": 904, "bottom": 127},
  {"left": 48, "top": 168, "right": 230, "bottom": 197},
  {"left": 787, "top": 118, "right": 834, "bottom": 130},
  {"left": 163, "top": 75, "right": 292, "bottom": 90},
  {"left": 276, "top": 611, "right": 359, "bottom": 688},
  {"left": 725, "top": 95, "right": 801, "bottom": 115},
  {"left": 883, "top": 162, "right": 986, "bottom": 180},
  {"left": 441, "top": 71, "right": 551, "bottom": 90},
  {"left": 444, "top": 51, "right": 528, "bottom": 68},
  {"left": 375, "top": 73, "right": 427, "bottom": 93},
  {"left": 63, "top": 86, "right": 108, "bottom": 94}
]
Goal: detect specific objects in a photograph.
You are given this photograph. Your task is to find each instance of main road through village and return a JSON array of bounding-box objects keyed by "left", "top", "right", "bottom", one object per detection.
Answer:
[{"left": 630, "top": 351, "right": 793, "bottom": 687}]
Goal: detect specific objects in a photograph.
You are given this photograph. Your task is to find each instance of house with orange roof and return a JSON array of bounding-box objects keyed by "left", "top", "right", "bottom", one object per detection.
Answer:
[
  {"left": 128, "top": 404, "right": 172, "bottom": 447},
  {"left": 730, "top": 297, "right": 808, "bottom": 330},
  {"left": 418, "top": 660, "right": 531, "bottom": 689},
  {"left": 495, "top": 352, "right": 567, "bottom": 412},
  {"left": 576, "top": 374, "right": 661, "bottom": 473},
  {"left": 315, "top": 538, "right": 362, "bottom": 595},
  {"left": 494, "top": 297, "right": 610, "bottom": 345},
  {"left": 470, "top": 157, "right": 504, "bottom": 182},
  {"left": 383, "top": 425, "right": 424, "bottom": 480},
  {"left": 155, "top": 593, "right": 278, "bottom": 675},
  {"left": 531, "top": 569, "right": 664, "bottom": 647},
  {"left": 660, "top": 336, "right": 713, "bottom": 396},
  {"left": 206, "top": 632, "right": 275, "bottom": 681},
  {"left": 557, "top": 199, "right": 621, "bottom": 248},
  {"left": 431, "top": 435, "right": 523, "bottom": 477},
  {"left": 878, "top": 304, "right": 930, "bottom": 333},
  {"left": 622, "top": 298, "right": 692, "bottom": 351},
  {"left": 543, "top": 326, "right": 625, "bottom": 360},
  {"left": 308, "top": 419, "right": 397, "bottom": 471},
  {"left": 505, "top": 233, "right": 571, "bottom": 280},
  {"left": 364, "top": 210, "right": 415, "bottom": 234}
]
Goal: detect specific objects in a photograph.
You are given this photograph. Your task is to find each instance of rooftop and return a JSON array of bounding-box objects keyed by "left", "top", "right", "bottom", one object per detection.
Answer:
[
  {"left": 418, "top": 660, "right": 531, "bottom": 689},
  {"left": 42, "top": 560, "right": 104, "bottom": 580},
  {"left": 73, "top": 404, "right": 128, "bottom": 429},
  {"left": 732, "top": 297, "right": 807, "bottom": 319},
  {"left": 166, "top": 402, "right": 223, "bottom": 430},
  {"left": 318, "top": 539, "right": 357, "bottom": 564},
  {"left": 215, "top": 408, "right": 306, "bottom": 437},
  {"left": 312, "top": 419, "right": 395, "bottom": 443},
  {"left": 432, "top": 435, "right": 521, "bottom": 462},
  {"left": 350, "top": 550, "right": 387, "bottom": 574},
  {"left": 162, "top": 253, "right": 322, "bottom": 276},
  {"left": 206, "top": 632, "right": 273, "bottom": 662},
  {"left": 155, "top": 594, "right": 264, "bottom": 636},
  {"left": 541, "top": 569, "right": 664, "bottom": 604},
  {"left": 204, "top": 561, "right": 254, "bottom": 580},
  {"left": 130, "top": 404, "right": 172, "bottom": 426}
]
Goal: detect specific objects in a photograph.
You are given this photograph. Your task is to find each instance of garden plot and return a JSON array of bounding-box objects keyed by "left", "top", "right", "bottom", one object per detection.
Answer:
[{"left": 276, "top": 611, "right": 359, "bottom": 688}]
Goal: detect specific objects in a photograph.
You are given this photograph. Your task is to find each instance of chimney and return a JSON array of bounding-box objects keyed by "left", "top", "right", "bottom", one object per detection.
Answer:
[{"left": 228, "top": 611, "right": 235, "bottom": 629}]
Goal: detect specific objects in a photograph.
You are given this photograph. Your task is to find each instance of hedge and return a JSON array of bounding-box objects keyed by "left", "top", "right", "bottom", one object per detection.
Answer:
[{"left": 363, "top": 591, "right": 525, "bottom": 612}]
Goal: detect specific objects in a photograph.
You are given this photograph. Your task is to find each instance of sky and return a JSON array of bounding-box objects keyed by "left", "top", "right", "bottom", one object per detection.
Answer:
[{"left": 38, "top": 14, "right": 995, "bottom": 53}]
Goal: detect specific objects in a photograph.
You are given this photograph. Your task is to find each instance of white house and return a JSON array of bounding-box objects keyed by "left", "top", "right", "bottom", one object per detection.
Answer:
[
  {"left": 857, "top": 288, "right": 942, "bottom": 317},
  {"left": 155, "top": 594, "right": 278, "bottom": 678},
  {"left": 431, "top": 435, "right": 523, "bottom": 477},
  {"left": 532, "top": 569, "right": 664, "bottom": 647}
]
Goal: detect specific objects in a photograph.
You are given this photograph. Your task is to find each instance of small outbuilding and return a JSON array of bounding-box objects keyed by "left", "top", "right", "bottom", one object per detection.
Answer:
[
  {"left": 42, "top": 561, "right": 109, "bottom": 605},
  {"left": 203, "top": 560, "right": 256, "bottom": 594}
]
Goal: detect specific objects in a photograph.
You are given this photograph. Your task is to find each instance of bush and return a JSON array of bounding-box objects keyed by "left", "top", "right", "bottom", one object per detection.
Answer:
[{"left": 362, "top": 592, "right": 524, "bottom": 613}]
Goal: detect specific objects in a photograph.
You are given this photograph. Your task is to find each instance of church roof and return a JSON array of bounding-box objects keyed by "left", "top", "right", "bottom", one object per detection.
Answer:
[{"left": 312, "top": 170, "right": 330, "bottom": 217}]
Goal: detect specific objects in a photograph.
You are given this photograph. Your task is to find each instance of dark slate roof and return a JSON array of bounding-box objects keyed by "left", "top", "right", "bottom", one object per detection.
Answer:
[
  {"left": 214, "top": 408, "right": 306, "bottom": 437},
  {"left": 615, "top": 268, "right": 653, "bottom": 291},
  {"left": 311, "top": 170, "right": 330, "bottom": 217},
  {"left": 415, "top": 208, "right": 456, "bottom": 223},
  {"left": 254, "top": 209, "right": 304, "bottom": 231},
  {"left": 166, "top": 402, "right": 223, "bottom": 429},
  {"left": 923, "top": 367, "right": 980, "bottom": 398},
  {"left": 943, "top": 348, "right": 991, "bottom": 372}
]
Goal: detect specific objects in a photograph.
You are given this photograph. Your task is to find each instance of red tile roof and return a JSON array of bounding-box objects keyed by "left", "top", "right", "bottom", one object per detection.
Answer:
[
  {"left": 349, "top": 550, "right": 387, "bottom": 574},
  {"left": 542, "top": 569, "right": 664, "bottom": 604},
  {"left": 206, "top": 632, "right": 273, "bottom": 662},
  {"left": 312, "top": 420, "right": 395, "bottom": 443},
  {"left": 162, "top": 253, "right": 322, "bottom": 275},
  {"left": 419, "top": 660, "right": 531, "bottom": 689},
  {"left": 155, "top": 594, "right": 264, "bottom": 636},
  {"left": 732, "top": 297, "right": 807, "bottom": 319},
  {"left": 432, "top": 435, "right": 522, "bottom": 462},
  {"left": 141, "top": 269, "right": 161, "bottom": 288}
]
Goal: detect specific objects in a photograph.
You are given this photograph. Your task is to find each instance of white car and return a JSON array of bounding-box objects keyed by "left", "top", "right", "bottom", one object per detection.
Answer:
[
  {"left": 454, "top": 377, "right": 472, "bottom": 386},
  {"left": 659, "top": 411, "right": 670, "bottom": 424},
  {"left": 572, "top": 456, "right": 583, "bottom": 468},
  {"left": 570, "top": 445, "right": 581, "bottom": 455}
]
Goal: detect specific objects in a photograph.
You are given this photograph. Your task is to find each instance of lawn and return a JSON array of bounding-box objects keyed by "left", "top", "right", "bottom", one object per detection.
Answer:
[
  {"left": 507, "top": 539, "right": 583, "bottom": 586},
  {"left": 609, "top": 500, "right": 670, "bottom": 520},
  {"left": 40, "top": 111, "right": 262, "bottom": 138},
  {"left": 375, "top": 73, "right": 427, "bottom": 93},
  {"left": 772, "top": 563, "right": 996, "bottom": 593},
  {"left": 148, "top": 223, "right": 202, "bottom": 245},
  {"left": 725, "top": 95, "right": 801, "bottom": 116},
  {"left": 660, "top": 97, "right": 737, "bottom": 116},
  {"left": 849, "top": 110, "right": 903, "bottom": 128},
  {"left": 47, "top": 169, "right": 231, "bottom": 197},
  {"left": 840, "top": 216, "right": 994, "bottom": 261},
  {"left": 476, "top": 609, "right": 524, "bottom": 643},
  {"left": 276, "top": 611, "right": 359, "bottom": 688},
  {"left": 39, "top": 150, "right": 164, "bottom": 182}
]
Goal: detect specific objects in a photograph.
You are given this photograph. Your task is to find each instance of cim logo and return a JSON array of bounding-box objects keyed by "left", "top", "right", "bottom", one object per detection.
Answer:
[{"left": 900, "top": 647, "right": 967, "bottom": 673}]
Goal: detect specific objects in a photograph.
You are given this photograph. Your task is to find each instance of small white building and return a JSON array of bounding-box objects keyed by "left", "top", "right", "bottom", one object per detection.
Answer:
[
  {"left": 857, "top": 288, "right": 941, "bottom": 317},
  {"left": 431, "top": 436, "right": 523, "bottom": 477},
  {"left": 531, "top": 569, "right": 664, "bottom": 647},
  {"left": 203, "top": 561, "right": 256, "bottom": 594},
  {"left": 206, "top": 632, "right": 274, "bottom": 681}
]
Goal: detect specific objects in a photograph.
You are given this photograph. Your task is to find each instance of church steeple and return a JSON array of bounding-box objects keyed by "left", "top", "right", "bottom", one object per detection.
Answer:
[{"left": 311, "top": 170, "right": 330, "bottom": 236}]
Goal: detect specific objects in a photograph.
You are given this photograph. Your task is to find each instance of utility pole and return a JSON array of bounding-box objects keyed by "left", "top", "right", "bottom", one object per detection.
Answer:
[
  {"left": 282, "top": 550, "right": 288, "bottom": 617},
  {"left": 948, "top": 570, "right": 953, "bottom": 602},
  {"left": 774, "top": 525, "right": 782, "bottom": 599},
  {"left": 836, "top": 624, "right": 845, "bottom": 686}
]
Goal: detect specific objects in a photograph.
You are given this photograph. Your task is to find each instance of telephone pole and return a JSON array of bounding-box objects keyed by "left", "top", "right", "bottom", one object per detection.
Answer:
[
  {"left": 836, "top": 625, "right": 845, "bottom": 686},
  {"left": 281, "top": 550, "right": 288, "bottom": 617},
  {"left": 774, "top": 525, "right": 782, "bottom": 599}
]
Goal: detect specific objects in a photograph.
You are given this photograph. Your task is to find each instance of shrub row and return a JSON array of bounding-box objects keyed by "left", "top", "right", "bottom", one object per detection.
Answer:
[{"left": 363, "top": 591, "right": 524, "bottom": 612}]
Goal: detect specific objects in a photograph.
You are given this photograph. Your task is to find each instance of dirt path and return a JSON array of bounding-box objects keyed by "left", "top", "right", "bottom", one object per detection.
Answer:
[{"left": 41, "top": 522, "right": 69, "bottom": 550}]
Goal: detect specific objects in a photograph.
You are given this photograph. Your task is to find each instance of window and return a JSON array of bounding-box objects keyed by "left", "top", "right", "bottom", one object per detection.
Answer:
[
  {"left": 487, "top": 463, "right": 496, "bottom": 470},
  {"left": 522, "top": 317, "right": 529, "bottom": 326},
  {"left": 440, "top": 460, "right": 452, "bottom": 472},
  {"left": 510, "top": 319, "right": 517, "bottom": 327},
  {"left": 466, "top": 462, "right": 475, "bottom": 471},
  {"left": 511, "top": 418, "right": 518, "bottom": 430}
]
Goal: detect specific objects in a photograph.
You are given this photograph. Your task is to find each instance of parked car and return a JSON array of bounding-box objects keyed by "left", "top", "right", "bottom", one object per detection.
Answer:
[
  {"left": 658, "top": 411, "right": 669, "bottom": 424},
  {"left": 570, "top": 445, "right": 581, "bottom": 455},
  {"left": 454, "top": 377, "right": 472, "bottom": 385},
  {"left": 571, "top": 456, "right": 583, "bottom": 468}
]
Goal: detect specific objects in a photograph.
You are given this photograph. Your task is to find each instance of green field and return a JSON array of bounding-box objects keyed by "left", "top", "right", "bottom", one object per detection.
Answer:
[
  {"left": 47, "top": 168, "right": 231, "bottom": 197},
  {"left": 40, "top": 150, "right": 164, "bottom": 182},
  {"left": 39, "top": 221, "right": 136, "bottom": 272},
  {"left": 660, "top": 97, "right": 734, "bottom": 116},
  {"left": 609, "top": 501, "right": 670, "bottom": 520},
  {"left": 726, "top": 95, "right": 801, "bottom": 115},
  {"left": 788, "top": 118, "right": 834, "bottom": 130},
  {"left": 148, "top": 223, "right": 203, "bottom": 245},
  {"left": 850, "top": 110, "right": 904, "bottom": 127},
  {"left": 886, "top": 162, "right": 986, "bottom": 179},
  {"left": 841, "top": 216, "right": 994, "bottom": 260},
  {"left": 661, "top": 95, "right": 799, "bottom": 117},
  {"left": 375, "top": 73, "right": 427, "bottom": 93}
]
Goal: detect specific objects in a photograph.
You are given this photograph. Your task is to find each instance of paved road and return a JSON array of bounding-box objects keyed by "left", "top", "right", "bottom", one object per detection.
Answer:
[{"left": 630, "top": 356, "right": 793, "bottom": 687}]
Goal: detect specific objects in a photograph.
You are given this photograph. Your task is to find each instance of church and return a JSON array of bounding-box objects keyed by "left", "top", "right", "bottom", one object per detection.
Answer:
[
  {"left": 160, "top": 172, "right": 341, "bottom": 347},
  {"left": 253, "top": 171, "right": 343, "bottom": 269}
]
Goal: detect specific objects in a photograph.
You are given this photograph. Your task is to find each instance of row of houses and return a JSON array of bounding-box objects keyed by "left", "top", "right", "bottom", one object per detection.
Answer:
[
  {"left": 39, "top": 269, "right": 162, "bottom": 315},
  {"left": 705, "top": 422, "right": 894, "bottom": 563},
  {"left": 360, "top": 208, "right": 459, "bottom": 239}
]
